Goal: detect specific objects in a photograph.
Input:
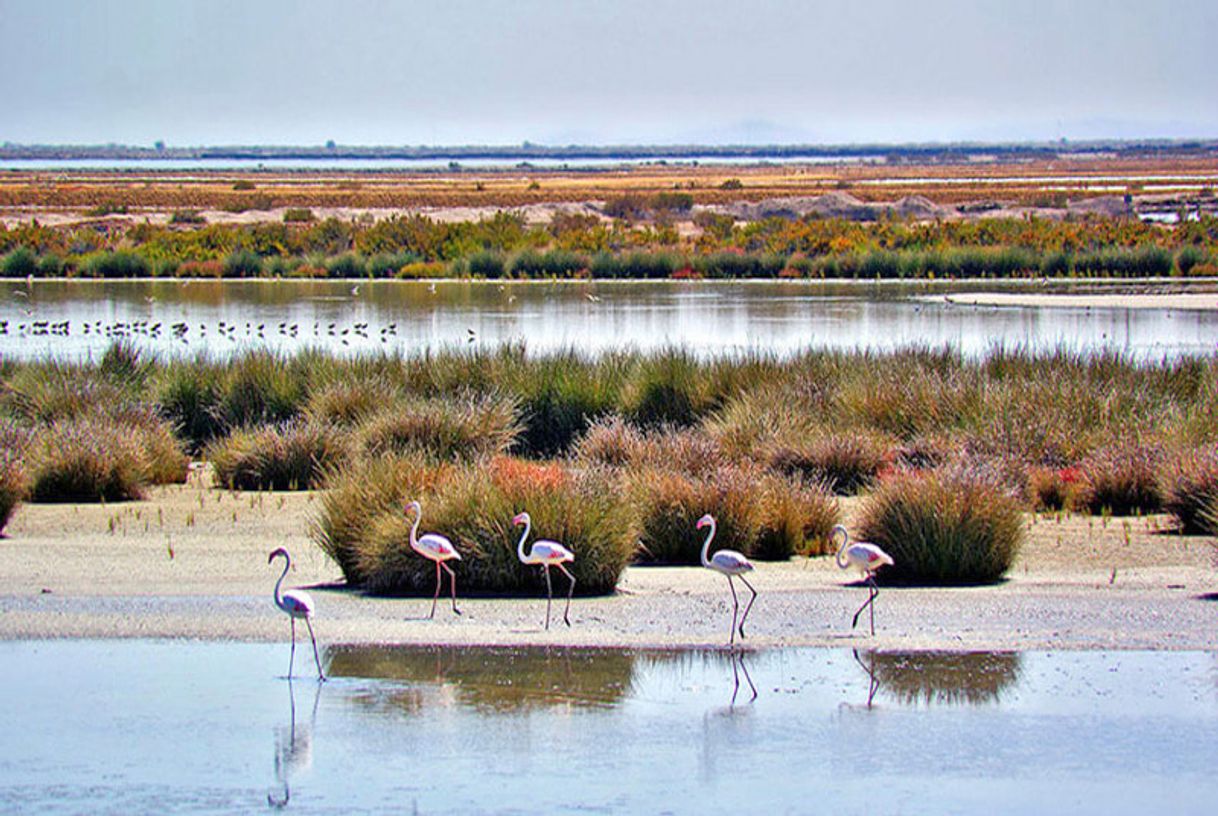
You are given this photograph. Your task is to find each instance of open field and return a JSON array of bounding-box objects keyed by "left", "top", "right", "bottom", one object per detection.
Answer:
[
  {"left": 0, "top": 469, "right": 1213, "bottom": 649},
  {"left": 2, "top": 154, "right": 1216, "bottom": 228}
]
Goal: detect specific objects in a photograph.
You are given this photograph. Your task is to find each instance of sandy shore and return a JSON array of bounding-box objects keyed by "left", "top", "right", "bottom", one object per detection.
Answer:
[{"left": 1, "top": 471, "right": 1214, "bottom": 651}]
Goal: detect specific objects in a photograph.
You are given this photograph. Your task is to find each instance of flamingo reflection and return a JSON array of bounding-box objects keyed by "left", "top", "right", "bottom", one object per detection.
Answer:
[{"left": 268, "top": 677, "right": 321, "bottom": 809}]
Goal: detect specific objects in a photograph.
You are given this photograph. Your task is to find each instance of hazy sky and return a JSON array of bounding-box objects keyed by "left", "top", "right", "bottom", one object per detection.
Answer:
[{"left": 2, "top": 0, "right": 1214, "bottom": 146}]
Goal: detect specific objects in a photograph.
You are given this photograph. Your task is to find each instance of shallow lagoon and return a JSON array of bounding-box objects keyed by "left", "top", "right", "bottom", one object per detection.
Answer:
[
  {"left": 0, "top": 641, "right": 1214, "bottom": 814},
  {"left": 3, "top": 278, "right": 1216, "bottom": 361}
]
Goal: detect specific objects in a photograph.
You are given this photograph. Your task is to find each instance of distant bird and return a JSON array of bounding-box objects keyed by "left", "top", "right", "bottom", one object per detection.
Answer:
[
  {"left": 697, "top": 514, "right": 756, "bottom": 647},
  {"left": 832, "top": 524, "right": 894, "bottom": 636},
  {"left": 350, "top": 285, "right": 360, "bottom": 297},
  {"left": 513, "top": 511, "right": 575, "bottom": 629},
  {"left": 268, "top": 548, "right": 326, "bottom": 680},
  {"left": 404, "top": 499, "right": 462, "bottom": 618},
  {"left": 466, "top": 328, "right": 477, "bottom": 343},
  {"left": 585, "top": 293, "right": 600, "bottom": 303}
]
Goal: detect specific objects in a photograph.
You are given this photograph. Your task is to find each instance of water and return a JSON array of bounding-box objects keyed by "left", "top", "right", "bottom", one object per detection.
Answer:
[
  {"left": 3, "top": 278, "right": 1216, "bottom": 362},
  {"left": 0, "top": 641, "right": 1214, "bottom": 814}
]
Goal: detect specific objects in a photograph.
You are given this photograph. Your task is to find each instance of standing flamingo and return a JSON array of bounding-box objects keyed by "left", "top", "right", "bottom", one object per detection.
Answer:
[
  {"left": 832, "top": 524, "right": 894, "bottom": 636},
  {"left": 405, "top": 500, "right": 462, "bottom": 618},
  {"left": 512, "top": 511, "right": 575, "bottom": 629},
  {"left": 697, "top": 514, "right": 757, "bottom": 647},
  {"left": 268, "top": 547, "right": 325, "bottom": 680}
]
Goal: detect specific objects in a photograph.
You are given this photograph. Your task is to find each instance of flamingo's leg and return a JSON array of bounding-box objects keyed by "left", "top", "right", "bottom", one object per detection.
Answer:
[
  {"left": 868, "top": 574, "right": 880, "bottom": 636},
  {"left": 737, "top": 575, "right": 758, "bottom": 639},
  {"left": 442, "top": 561, "right": 461, "bottom": 615},
  {"left": 557, "top": 563, "right": 576, "bottom": 626},
  {"left": 726, "top": 575, "right": 740, "bottom": 646},
  {"left": 429, "top": 560, "right": 441, "bottom": 619},
  {"left": 304, "top": 616, "right": 326, "bottom": 681},
  {"left": 288, "top": 617, "right": 297, "bottom": 679},
  {"left": 543, "top": 565, "right": 553, "bottom": 630}
]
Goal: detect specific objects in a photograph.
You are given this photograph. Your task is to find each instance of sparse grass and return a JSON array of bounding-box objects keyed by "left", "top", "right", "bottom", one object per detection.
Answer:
[
  {"left": 1027, "top": 465, "right": 1085, "bottom": 512},
  {"left": 857, "top": 465, "right": 1024, "bottom": 584}
]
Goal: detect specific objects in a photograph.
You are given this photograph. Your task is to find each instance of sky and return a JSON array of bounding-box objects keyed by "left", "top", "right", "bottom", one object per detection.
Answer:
[{"left": 1, "top": 0, "right": 1215, "bottom": 147}]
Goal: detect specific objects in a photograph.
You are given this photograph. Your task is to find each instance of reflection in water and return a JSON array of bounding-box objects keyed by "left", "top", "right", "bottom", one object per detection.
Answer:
[
  {"left": 864, "top": 650, "right": 1024, "bottom": 706},
  {"left": 323, "top": 644, "right": 638, "bottom": 712},
  {"left": 4, "top": 278, "right": 1215, "bottom": 361},
  {"left": 268, "top": 678, "right": 321, "bottom": 809}
]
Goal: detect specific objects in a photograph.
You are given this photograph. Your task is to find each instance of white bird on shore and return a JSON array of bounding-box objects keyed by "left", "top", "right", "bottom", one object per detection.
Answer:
[
  {"left": 697, "top": 514, "right": 757, "bottom": 647},
  {"left": 268, "top": 547, "right": 326, "bottom": 680},
  {"left": 405, "top": 499, "right": 462, "bottom": 618},
  {"left": 832, "top": 524, "right": 894, "bottom": 636},
  {"left": 513, "top": 511, "right": 576, "bottom": 629}
]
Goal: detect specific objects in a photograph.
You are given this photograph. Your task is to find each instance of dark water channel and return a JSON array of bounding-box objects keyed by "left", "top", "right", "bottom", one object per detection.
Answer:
[
  {"left": 0, "top": 641, "right": 1215, "bottom": 814},
  {"left": 3, "top": 279, "right": 1216, "bottom": 361}
]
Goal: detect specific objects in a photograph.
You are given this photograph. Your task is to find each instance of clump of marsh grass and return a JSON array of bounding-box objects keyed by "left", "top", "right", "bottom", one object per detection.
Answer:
[
  {"left": 153, "top": 357, "right": 225, "bottom": 452},
  {"left": 312, "top": 455, "right": 454, "bottom": 584},
  {"left": 620, "top": 348, "right": 713, "bottom": 429},
  {"left": 766, "top": 428, "right": 892, "bottom": 495},
  {"left": 213, "top": 350, "right": 308, "bottom": 429},
  {"left": 27, "top": 417, "right": 150, "bottom": 502},
  {"left": 207, "top": 420, "right": 350, "bottom": 490},
  {"left": 1077, "top": 443, "right": 1164, "bottom": 516},
  {"left": 1159, "top": 446, "right": 1218, "bottom": 534},
  {"left": 305, "top": 376, "right": 400, "bottom": 427},
  {"left": 0, "top": 420, "right": 31, "bottom": 533},
  {"left": 320, "top": 456, "right": 634, "bottom": 595},
  {"left": 753, "top": 475, "right": 840, "bottom": 559},
  {"left": 354, "top": 393, "right": 519, "bottom": 462},
  {"left": 629, "top": 465, "right": 768, "bottom": 564},
  {"left": 572, "top": 415, "right": 644, "bottom": 467},
  {"left": 1026, "top": 465, "right": 1085, "bottom": 512},
  {"left": 868, "top": 651, "right": 1024, "bottom": 706},
  {"left": 857, "top": 464, "right": 1024, "bottom": 584}
]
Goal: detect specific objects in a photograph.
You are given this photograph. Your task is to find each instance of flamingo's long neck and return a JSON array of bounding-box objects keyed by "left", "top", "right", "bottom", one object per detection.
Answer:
[
  {"left": 832, "top": 525, "right": 850, "bottom": 569},
  {"left": 699, "top": 519, "right": 716, "bottom": 568},
  {"left": 516, "top": 517, "right": 532, "bottom": 562},
  {"left": 408, "top": 504, "right": 421, "bottom": 550},
  {"left": 274, "top": 554, "right": 290, "bottom": 610}
]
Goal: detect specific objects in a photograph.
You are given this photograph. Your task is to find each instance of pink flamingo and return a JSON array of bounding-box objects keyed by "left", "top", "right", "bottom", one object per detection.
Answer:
[
  {"left": 268, "top": 547, "right": 325, "bottom": 680},
  {"left": 697, "top": 514, "right": 757, "bottom": 646},
  {"left": 513, "top": 511, "right": 575, "bottom": 629},
  {"left": 405, "top": 500, "right": 462, "bottom": 618},
  {"left": 832, "top": 524, "right": 894, "bottom": 635}
]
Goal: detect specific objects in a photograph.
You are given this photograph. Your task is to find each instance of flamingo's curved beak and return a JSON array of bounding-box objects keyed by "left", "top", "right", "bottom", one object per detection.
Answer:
[{"left": 512, "top": 512, "right": 526, "bottom": 525}]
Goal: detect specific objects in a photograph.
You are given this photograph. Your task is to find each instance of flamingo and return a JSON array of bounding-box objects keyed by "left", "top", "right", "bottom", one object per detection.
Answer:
[
  {"left": 697, "top": 514, "right": 757, "bottom": 647},
  {"left": 513, "top": 511, "right": 575, "bottom": 629},
  {"left": 832, "top": 524, "right": 894, "bottom": 636},
  {"left": 268, "top": 547, "right": 326, "bottom": 680},
  {"left": 405, "top": 500, "right": 462, "bottom": 618}
]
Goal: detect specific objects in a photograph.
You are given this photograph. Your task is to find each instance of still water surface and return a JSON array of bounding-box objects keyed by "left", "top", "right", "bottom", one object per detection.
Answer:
[
  {"left": 3, "top": 278, "right": 1215, "bottom": 361},
  {"left": 0, "top": 641, "right": 1214, "bottom": 814}
]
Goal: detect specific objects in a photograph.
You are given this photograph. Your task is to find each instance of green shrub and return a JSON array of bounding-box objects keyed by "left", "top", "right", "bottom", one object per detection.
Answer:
[
  {"left": 621, "top": 349, "right": 710, "bottom": 429},
  {"left": 283, "top": 207, "right": 315, "bottom": 223},
  {"left": 2, "top": 247, "right": 38, "bottom": 277},
  {"left": 305, "top": 377, "right": 400, "bottom": 427},
  {"left": 222, "top": 249, "right": 263, "bottom": 278},
  {"left": 507, "top": 351, "right": 625, "bottom": 457},
  {"left": 1078, "top": 444, "right": 1163, "bottom": 515},
  {"left": 84, "top": 251, "right": 150, "bottom": 278},
  {"left": 1160, "top": 446, "right": 1218, "bottom": 533},
  {"left": 28, "top": 417, "right": 150, "bottom": 502},
  {"left": 214, "top": 351, "right": 307, "bottom": 429},
  {"left": 857, "top": 465, "right": 1024, "bottom": 584},
  {"left": 207, "top": 420, "right": 349, "bottom": 490},
  {"left": 326, "top": 253, "right": 366, "bottom": 278},
  {"left": 169, "top": 210, "right": 206, "bottom": 225}
]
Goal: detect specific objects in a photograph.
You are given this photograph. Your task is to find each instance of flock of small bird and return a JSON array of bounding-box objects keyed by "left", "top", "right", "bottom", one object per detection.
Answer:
[
  {"left": 2, "top": 318, "right": 403, "bottom": 346},
  {"left": 269, "top": 506, "right": 894, "bottom": 682}
]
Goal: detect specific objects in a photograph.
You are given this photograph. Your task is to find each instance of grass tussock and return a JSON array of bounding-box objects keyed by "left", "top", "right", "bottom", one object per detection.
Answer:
[
  {"left": 1160, "top": 446, "right": 1218, "bottom": 534},
  {"left": 1078, "top": 443, "right": 1164, "bottom": 516},
  {"left": 354, "top": 393, "right": 519, "bottom": 462},
  {"left": 765, "top": 428, "right": 892, "bottom": 495},
  {"left": 207, "top": 420, "right": 350, "bottom": 490},
  {"left": 0, "top": 420, "right": 31, "bottom": 533},
  {"left": 857, "top": 465, "right": 1024, "bottom": 584},
  {"left": 27, "top": 416, "right": 150, "bottom": 502},
  {"left": 317, "top": 456, "right": 634, "bottom": 595}
]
